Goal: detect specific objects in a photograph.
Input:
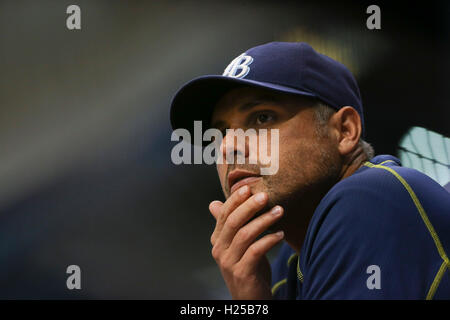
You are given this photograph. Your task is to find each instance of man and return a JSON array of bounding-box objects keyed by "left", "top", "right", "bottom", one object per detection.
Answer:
[{"left": 170, "top": 42, "right": 450, "bottom": 299}]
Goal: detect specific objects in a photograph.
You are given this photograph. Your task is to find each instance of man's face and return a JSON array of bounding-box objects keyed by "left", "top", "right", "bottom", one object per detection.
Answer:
[{"left": 211, "top": 86, "right": 342, "bottom": 211}]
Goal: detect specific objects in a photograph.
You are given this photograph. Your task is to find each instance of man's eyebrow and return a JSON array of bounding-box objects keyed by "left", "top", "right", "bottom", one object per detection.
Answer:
[{"left": 211, "top": 95, "right": 280, "bottom": 129}]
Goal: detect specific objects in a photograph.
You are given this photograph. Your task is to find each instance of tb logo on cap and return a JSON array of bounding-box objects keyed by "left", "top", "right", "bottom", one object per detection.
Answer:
[{"left": 223, "top": 53, "right": 253, "bottom": 78}]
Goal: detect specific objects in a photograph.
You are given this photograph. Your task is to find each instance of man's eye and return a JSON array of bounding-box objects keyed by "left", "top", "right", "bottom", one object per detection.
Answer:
[{"left": 255, "top": 112, "right": 274, "bottom": 125}]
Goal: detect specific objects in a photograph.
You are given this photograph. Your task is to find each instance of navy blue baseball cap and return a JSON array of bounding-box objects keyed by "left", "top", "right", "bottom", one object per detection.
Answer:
[{"left": 170, "top": 42, "right": 365, "bottom": 141}]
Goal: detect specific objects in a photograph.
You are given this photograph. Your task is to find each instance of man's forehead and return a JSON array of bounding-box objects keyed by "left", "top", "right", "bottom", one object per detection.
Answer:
[
  {"left": 212, "top": 86, "right": 315, "bottom": 119},
  {"left": 216, "top": 86, "right": 280, "bottom": 107}
]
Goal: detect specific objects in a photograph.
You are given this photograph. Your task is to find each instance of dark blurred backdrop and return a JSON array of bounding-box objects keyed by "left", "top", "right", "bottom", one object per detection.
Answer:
[{"left": 0, "top": 0, "right": 448, "bottom": 298}]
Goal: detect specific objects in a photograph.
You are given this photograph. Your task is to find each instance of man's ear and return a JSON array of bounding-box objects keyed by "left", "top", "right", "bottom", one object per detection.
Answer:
[{"left": 330, "top": 106, "right": 362, "bottom": 156}]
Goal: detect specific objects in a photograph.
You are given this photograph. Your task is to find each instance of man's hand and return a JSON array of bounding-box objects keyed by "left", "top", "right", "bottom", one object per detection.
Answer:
[{"left": 209, "top": 185, "right": 284, "bottom": 300}]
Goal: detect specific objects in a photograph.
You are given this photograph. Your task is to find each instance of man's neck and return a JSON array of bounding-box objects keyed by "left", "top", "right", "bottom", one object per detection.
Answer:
[
  {"left": 284, "top": 149, "right": 368, "bottom": 253},
  {"left": 338, "top": 147, "right": 368, "bottom": 181}
]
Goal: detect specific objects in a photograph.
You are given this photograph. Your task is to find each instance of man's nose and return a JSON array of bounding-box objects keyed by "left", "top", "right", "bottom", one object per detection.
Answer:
[{"left": 220, "top": 130, "right": 249, "bottom": 164}]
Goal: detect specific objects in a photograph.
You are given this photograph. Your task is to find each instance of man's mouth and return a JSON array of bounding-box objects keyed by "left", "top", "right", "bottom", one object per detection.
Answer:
[{"left": 228, "top": 169, "right": 262, "bottom": 195}]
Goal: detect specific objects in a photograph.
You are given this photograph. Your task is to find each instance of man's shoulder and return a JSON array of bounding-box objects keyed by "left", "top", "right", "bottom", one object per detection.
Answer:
[
  {"left": 299, "top": 155, "right": 450, "bottom": 299},
  {"left": 320, "top": 154, "right": 447, "bottom": 211},
  {"left": 307, "top": 154, "right": 449, "bottom": 247},
  {"left": 315, "top": 156, "right": 402, "bottom": 217}
]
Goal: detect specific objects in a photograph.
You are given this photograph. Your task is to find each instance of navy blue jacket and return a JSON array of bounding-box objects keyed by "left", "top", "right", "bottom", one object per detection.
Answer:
[{"left": 271, "top": 155, "right": 450, "bottom": 299}]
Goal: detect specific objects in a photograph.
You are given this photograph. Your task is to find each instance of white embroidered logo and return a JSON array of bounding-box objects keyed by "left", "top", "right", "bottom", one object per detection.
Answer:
[{"left": 222, "top": 53, "right": 253, "bottom": 78}]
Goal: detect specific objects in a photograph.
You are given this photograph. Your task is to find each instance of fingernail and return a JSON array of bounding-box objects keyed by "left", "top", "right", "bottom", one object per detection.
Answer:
[
  {"left": 239, "top": 185, "right": 248, "bottom": 196},
  {"left": 210, "top": 200, "right": 220, "bottom": 207},
  {"left": 270, "top": 206, "right": 282, "bottom": 216},
  {"left": 254, "top": 192, "right": 267, "bottom": 204},
  {"left": 276, "top": 231, "right": 284, "bottom": 238}
]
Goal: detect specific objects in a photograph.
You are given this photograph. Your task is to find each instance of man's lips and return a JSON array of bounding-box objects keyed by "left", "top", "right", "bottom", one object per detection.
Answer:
[{"left": 228, "top": 170, "right": 262, "bottom": 194}]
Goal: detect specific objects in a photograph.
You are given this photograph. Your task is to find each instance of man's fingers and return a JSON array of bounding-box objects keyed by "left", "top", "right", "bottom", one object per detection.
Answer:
[
  {"left": 218, "top": 192, "right": 269, "bottom": 248},
  {"left": 238, "top": 231, "right": 284, "bottom": 269},
  {"left": 211, "top": 185, "right": 251, "bottom": 245},
  {"left": 218, "top": 185, "right": 251, "bottom": 226},
  {"left": 226, "top": 205, "right": 284, "bottom": 261},
  {"left": 209, "top": 200, "right": 223, "bottom": 220}
]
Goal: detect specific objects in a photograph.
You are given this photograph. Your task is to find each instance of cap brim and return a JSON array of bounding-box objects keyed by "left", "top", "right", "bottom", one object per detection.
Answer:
[{"left": 169, "top": 75, "right": 316, "bottom": 144}]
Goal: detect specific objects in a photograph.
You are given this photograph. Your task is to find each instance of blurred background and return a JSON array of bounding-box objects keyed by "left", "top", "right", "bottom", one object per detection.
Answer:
[{"left": 0, "top": 0, "right": 448, "bottom": 299}]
